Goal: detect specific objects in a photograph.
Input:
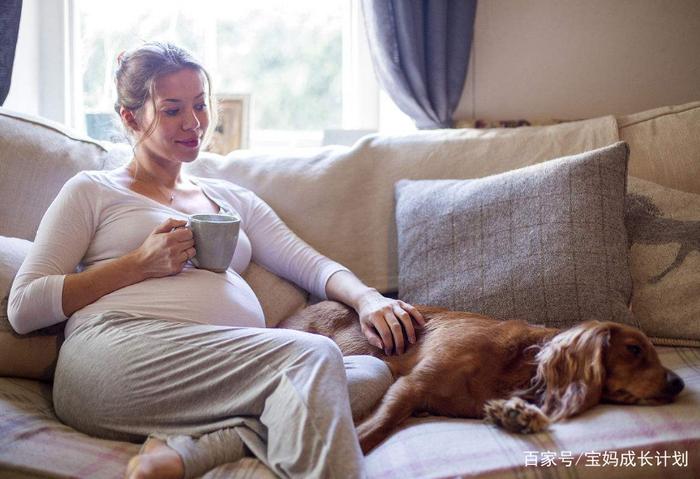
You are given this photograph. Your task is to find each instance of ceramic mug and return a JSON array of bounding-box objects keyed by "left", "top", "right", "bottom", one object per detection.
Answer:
[{"left": 188, "top": 213, "right": 240, "bottom": 272}]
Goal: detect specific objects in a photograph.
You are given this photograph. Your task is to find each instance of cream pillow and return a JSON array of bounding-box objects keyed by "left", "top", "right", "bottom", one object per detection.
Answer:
[
  {"left": 242, "top": 262, "right": 308, "bottom": 328},
  {"left": 626, "top": 177, "right": 700, "bottom": 346},
  {"left": 0, "top": 236, "right": 63, "bottom": 381},
  {"left": 618, "top": 101, "right": 700, "bottom": 195}
]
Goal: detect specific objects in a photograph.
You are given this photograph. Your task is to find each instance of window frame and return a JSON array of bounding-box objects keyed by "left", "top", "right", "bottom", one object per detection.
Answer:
[{"left": 56, "top": 0, "right": 409, "bottom": 146}]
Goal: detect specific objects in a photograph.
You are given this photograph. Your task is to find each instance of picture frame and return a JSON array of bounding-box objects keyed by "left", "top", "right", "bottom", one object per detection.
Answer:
[{"left": 206, "top": 94, "right": 250, "bottom": 154}]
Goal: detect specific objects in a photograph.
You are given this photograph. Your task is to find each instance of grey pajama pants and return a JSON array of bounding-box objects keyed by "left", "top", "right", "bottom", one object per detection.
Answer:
[{"left": 52, "top": 312, "right": 393, "bottom": 479}]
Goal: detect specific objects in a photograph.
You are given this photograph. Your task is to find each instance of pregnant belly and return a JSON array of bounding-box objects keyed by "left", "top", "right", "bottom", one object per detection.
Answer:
[{"left": 70, "top": 266, "right": 266, "bottom": 332}]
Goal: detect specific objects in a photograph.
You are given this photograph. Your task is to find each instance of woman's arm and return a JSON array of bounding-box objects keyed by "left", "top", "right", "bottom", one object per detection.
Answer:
[
  {"left": 60, "top": 218, "right": 194, "bottom": 317},
  {"left": 9, "top": 173, "right": 194, "bottom": 334},
  {"left": 325, "top": 270, "right": 424, "bottom": 355}
]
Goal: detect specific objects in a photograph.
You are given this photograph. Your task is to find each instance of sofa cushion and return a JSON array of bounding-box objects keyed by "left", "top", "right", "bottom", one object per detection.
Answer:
[
  {"left": 626, "top": 177, "right": 700, "bottom": 347},
  {"left": 364, "top": 346, "right": 700, "bottom": 478},
  {"left": 618, "top": 101, "right": 700, "bottom": 195},
  {"left": 0, "top": 236, "right": 63, "bottom": 381},
  {"left": 241, "top": 262, "right": 308, "bottom": 328},
  {"left": 0, "top": 109, "right": 131, "bottom": 241},
  {"left": 395, "top": 142, "right": 634, "bottom": 328},
  {"left": 2, "top": 346, "right": 698, "bottom": 478},
  {"left": 187, "top": 115, "right": 620, "bottom": 292}
]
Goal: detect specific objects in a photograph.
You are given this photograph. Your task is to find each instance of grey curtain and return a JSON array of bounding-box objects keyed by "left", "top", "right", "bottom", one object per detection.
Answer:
[
  {"left": 0, "top": 0, "right": 23, "bottom": 105},
  {"left": 362, "top": 0, "right": 477, "bottom": 129}
]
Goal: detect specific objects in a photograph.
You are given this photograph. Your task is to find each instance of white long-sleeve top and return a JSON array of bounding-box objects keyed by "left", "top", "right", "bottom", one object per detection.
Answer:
[{"left": 8, "top": 169, "right": 348, "bottom": 337}]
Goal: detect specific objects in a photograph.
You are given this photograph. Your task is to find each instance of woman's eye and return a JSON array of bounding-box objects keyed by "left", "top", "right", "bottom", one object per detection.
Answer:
[
  {"left": 164, "top": 109, "right": 179, "bottom": 116},
  {"left": 626, "top": 344, "right": 642, "bottom": 356},
  {"left": 195, "top": 103, "right": 208, "bottom": 111}
]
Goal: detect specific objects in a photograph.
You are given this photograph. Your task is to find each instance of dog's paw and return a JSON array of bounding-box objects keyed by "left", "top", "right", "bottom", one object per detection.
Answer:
[{"left": 483, "top": 397, "right": 549, "bottom": 434}]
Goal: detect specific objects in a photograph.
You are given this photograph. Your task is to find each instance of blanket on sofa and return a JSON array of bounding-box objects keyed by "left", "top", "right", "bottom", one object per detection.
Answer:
[{"left": 1, "top": 346, "right": 698, "bottom": 478}]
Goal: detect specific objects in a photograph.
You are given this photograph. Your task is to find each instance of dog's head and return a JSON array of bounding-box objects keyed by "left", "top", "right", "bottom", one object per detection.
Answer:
[
  {"left": 601, "top": 322, "right": 684, "bottom": 405},
  {"left": 531, "top": 321, "right": 684, "bottom": 421}
]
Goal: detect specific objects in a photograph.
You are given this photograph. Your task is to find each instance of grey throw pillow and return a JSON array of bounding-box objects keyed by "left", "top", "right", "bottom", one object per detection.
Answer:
[{"left": 395, "top": 142, "right": 636, "bottom": 328}]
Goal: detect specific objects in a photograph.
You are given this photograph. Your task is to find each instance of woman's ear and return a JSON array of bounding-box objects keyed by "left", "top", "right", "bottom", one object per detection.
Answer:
[
  {"left": 119, "top": 106, "right": 139, "bottom": 132},
  {"left": 533, "top": 321, "right": 610, "bottom": 421}
]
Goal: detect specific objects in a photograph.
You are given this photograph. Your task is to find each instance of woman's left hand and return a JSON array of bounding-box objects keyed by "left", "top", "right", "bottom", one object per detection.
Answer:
[{"left": 356, "top": 291, "right": 425, "bottom": 355}]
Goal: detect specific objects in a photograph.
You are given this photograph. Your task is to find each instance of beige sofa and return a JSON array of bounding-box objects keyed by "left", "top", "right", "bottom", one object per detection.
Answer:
[{"left": 1, "top": 102, "right": 699, "bottom": 478}]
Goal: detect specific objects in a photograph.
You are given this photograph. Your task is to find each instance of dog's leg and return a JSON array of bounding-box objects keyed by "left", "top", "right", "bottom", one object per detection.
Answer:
[
  {"left": 483, "top": 397, "right": 549, "bottom": 434},
  {"left": 356, "top": 375, "right": 423, "bottom": 453}
]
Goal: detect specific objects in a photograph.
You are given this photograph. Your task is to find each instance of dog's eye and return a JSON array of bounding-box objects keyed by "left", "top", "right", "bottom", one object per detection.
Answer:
[{"left": 626, "top": 344, "right": 642, "bottom": 356}]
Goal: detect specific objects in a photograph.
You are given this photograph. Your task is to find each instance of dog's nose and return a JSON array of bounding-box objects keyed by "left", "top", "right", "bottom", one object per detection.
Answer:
[{"left": 665, "top": 371, "right": 685, "bottom": 396}]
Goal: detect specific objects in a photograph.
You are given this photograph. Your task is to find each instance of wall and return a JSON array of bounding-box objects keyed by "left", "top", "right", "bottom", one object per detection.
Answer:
[
  {"left": 455, "top": 0, "right": 700, "bottom": 121},
  {"left": 4, "top": 0, "right": 73, "bottom": 124},
  {"left": 5, "top": 0, "right": 700, "bottom": 124}
]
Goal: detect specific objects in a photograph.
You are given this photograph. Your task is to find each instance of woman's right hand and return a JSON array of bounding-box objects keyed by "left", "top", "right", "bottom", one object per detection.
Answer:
[{"left": 131, "top": 218, "right": 196, "bottom": 278}]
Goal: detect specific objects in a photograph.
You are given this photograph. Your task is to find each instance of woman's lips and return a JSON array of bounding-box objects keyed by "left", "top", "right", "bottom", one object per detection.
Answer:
[{"left": 177, "top": 139, "right": 200, "bottom": 148}]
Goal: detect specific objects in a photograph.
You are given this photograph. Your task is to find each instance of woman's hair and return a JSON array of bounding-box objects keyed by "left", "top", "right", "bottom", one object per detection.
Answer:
[{"left": 114, "top": 41, "right": 216, "bottom": 147}]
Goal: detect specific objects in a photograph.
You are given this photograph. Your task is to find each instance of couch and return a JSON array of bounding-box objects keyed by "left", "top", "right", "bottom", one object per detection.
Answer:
[{"left": 1, "top": 101, "right": 699, "bottom": 478}]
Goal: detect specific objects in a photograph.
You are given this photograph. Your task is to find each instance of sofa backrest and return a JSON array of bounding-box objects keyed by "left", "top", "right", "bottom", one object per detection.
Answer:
[
  {"left": 618, "top": 101, "right": 700, "bottom": 195},
  {"left": 185, "top": 116, "right": 620, "bottom": 291},
  {"left": 0, "top": 110, "right": 128, "bottom": 241},
  {"left": 2, "top": 101, "right": 698, "bottom": 292}
]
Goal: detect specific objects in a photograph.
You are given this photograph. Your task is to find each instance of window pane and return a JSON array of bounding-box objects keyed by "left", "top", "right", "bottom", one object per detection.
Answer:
[
  {"left": 77, "top": 0, "right": 343, "bottom": 147},
  {"left": 215, "top": 1, "right": 342, "bottom": 131}
]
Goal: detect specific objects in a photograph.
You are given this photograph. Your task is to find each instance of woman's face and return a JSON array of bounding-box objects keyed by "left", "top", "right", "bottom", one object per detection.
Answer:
[{"left": 134, "top": 68, "right": 210, "bottom": 165}]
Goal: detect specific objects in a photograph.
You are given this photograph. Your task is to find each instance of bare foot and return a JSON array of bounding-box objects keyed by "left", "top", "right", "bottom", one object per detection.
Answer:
[{"left": 125, "top": 438, "right": 185, "bottom": 479}]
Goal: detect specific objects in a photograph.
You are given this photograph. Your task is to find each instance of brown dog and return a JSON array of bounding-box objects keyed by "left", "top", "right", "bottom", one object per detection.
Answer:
[{"left": 279, "top": 301, "right": 685, "bottom": 453}]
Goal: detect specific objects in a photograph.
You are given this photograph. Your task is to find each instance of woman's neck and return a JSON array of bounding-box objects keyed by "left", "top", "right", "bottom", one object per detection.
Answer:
[{"left": 128, "top": 156, "right": 183, "bottom": 189}]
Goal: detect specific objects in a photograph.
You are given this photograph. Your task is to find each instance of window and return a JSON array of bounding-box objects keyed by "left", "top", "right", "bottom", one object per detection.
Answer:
[{"left": 74, "top": 0, "right": 413, "bottom": 148}]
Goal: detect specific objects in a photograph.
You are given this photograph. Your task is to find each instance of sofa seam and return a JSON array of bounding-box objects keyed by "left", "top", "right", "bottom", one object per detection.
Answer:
[
  {"left": 618, "top": 104, "right": 700, "bottom": 130},
  {"left": 0, "top": 110, "right": 109, "bottom": 153}
]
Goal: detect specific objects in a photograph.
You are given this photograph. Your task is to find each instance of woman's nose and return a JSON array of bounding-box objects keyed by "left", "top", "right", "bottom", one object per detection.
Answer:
[{"left": 182, "top": 110, "right": 201, "bottom": 131}]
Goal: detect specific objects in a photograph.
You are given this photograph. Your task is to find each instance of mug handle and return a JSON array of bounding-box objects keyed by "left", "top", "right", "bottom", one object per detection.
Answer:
[{"left": 184, "top": 218, "right": 199, "bottom": 267}]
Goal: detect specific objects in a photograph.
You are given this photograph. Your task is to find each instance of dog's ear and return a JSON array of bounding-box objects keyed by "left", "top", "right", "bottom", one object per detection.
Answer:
[{"left": 532, "top": 321, "right": 610, "bottom": 421}]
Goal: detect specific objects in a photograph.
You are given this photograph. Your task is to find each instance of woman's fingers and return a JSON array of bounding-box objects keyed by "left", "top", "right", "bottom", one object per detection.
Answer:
[
  {"left": 358, "top": 296, "right": 425, "bottom": 355},
  {"left": 360, "top": 323, "right": 383, "bottom": 351},
  {"left": 154, "top": 217, "right": 187, "bottom": 234},
  {"left": 369, "top": 315, "right": 394, "bottom": 355},
  {"left": 172, "top": 226, "right": 193, "bottom": 242},
  {"left": 398, "top": 300, "right": 425, "bottom": 327},
  {"left": 384, "top": 311, "right": 405, "bottom": 355},
  {"left": 393, "top": 304, "right": 417, "bottom": 345}
]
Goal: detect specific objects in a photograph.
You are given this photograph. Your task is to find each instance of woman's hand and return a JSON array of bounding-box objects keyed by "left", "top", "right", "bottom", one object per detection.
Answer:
[
  {"left": 130, "top": 218, "right": 195, "bottom": 278},
  {"left": 356, "top": 290, "right": 425, "bottom": 355}
]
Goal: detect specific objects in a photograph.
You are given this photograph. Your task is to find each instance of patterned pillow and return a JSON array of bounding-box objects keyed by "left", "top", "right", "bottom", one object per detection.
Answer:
[
  {"left": 395, "top": 142, "right": 635, "bottom": 328},
  {"left": 626, "top": 177, "right": 700, "bottom": 346}
]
